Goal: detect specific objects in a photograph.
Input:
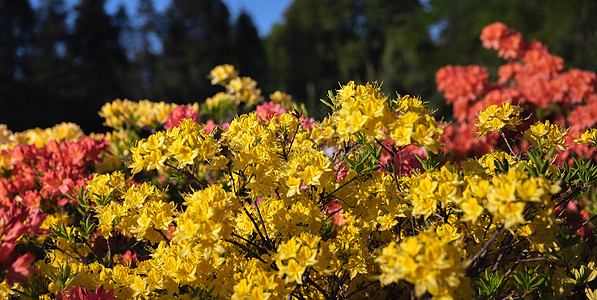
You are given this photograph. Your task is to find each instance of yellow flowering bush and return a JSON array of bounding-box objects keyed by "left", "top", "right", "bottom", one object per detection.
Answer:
[{"left": 3, "top": 64, "right": 597, "bottom": 300}]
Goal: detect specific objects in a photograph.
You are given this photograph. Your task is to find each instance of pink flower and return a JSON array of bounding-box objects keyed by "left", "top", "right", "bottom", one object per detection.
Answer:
[
  {"left": 5, "top": 253, "right": 38, "bottom": 287},
  {"left": 0, "top": 204, "right": 48, "bottom": 286},
  {"left": 255, "top": 102, "right": 289, "bottom": 121},
  {"left": 325, "top": 200, "right": 346, "bottom": 227},
  {"left": 59, "top": 285, "right": 118, "bottom": 300},
  {"left": 164, "top": 105, "right": 200, "bottom": 130}
]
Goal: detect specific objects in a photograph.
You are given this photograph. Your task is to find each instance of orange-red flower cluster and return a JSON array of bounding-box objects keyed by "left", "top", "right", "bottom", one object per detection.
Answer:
[
  {"left": 0, "top": 204, "right": 48, "bottom": 286},
  {"left": 437, "top": 22, "right": 597, "bottom": 159},
  {"left": 0, "top": 137, "right": 108, "bottom": 208}
]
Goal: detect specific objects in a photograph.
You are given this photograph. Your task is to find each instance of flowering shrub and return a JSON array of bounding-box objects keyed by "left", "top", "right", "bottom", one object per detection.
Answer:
[
  {"left": 0, "top": 30, "right": 596, "bottom": 298},
  {"left": 436, "top": 22, "right": 597, "bottom": 162}
]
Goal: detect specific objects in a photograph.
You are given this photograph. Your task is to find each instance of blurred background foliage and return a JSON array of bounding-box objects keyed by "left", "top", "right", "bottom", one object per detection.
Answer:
[{"left": 2, "top": 0, "right": 597, "bottom": 132}]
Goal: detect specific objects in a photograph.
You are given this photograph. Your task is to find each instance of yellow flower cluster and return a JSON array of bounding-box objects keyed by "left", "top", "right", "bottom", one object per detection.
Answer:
[
  {"left": 404, "top": 158, "right": 560, "bottom": 232},
  {"left": 575, "top": 128, "right": 597, "bottom": 147},
  {"left": 485, "top": 168, "right": 559, "bottom": 229},
  {"left": 208, "top": 64, "right": 263, "bottom": 106},
  {"left": 204, "top": 91, "right": 234, "bottom": 113},
  {"left": 332, "top": 81, "right": 394, "bottom": 142},
  {"left": 88, "top": 172, "right": 175, "bottom": 243},
  {"left": 524, "top": 120, "right": 567, "bottom": 151},
  {"left": 86, "top": 171, "right": 130, "bottom": 202},
  {"left": 129, "top": 118, "right": 225, "bottom": 173},
  {"left": 390, "top": 95, "right": 444, "bottom": 153},
  {"left": 405, "top": 165, "right": 461, "bottom": 219},
  {"left": 224, "top": 112, "right": 335, "bottom": 200},
  {"left": 99, "top": 99, "right": 175, "bottom": 129},
  {"left": 330, "top": 81, "right": 443, "bottom": 153},
  {"left": 376, "top": 231, "right": 471, "bottom": 299},
  {"left": 172, "top": 184, "right": 238, "bottom": 258},
  {"left": 475, "top": 102, "right": 522, "bottom": 136},
  {"left": 478, "top": 151, "right": 518, "bottom": 175},
  {"left": 231, "top": 259, "right": 286, "bottom": 300},
  {"left": 0, "top": 122, "right": 84, "bottom": 150},
  {"left": 336, "top": 171, "right": 407, "bottom": 230},
  {"left": 228, "top": 77, "right": 264, "bottom": 106},
  {"left": 0, "top": 124, "right": 19, "bottom": 150},
  {"left": 209, "top": 63, "right": 238, "bottom": 85},
  {"left": 269, "top": 91, "right": 293, "bottom": 107},
  {"left": 274, "top": 233, "right": 321, "bottom": 284}
]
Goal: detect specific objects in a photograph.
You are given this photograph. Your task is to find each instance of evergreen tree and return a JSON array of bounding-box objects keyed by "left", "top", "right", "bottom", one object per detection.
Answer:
[
  {"left": 129, "top": 0, "right": 163, "bottom": 100},
  {"left": 157, "top": 0, "right": 232, "bottom": 103},
  {"left": 0, "top": 0, "right": 35, "bottom": 129},
  {"left": 265, "top": 0, "right": 387, "bottom": 117},
  {"left": 69, "top": 0, "right": 128, "bottom": 132},
  {"left": 28, "top": 0, "right": 74, "bottom": 128},
  {"left": 232, "top": 11, "right": 266, "bottom": 87}
]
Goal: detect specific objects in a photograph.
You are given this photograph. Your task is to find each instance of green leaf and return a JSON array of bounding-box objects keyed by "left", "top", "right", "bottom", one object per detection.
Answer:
[{"left": 477, "top": 269, "right": 506, "bottom": 299}]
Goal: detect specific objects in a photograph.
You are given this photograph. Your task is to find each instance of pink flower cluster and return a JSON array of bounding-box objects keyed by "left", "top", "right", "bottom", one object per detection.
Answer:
[
  {"left": 163, "top": 105, "right": 200, "bottom": 130},
  {"left": 0, "top": 137, "right": 108, "bottom": 208},
  {"left": 254, "top": 101, "right": 315, "bottom": 130},
  {"left": 0, "top": 204, "right": 48, "bottom": 286},
  {"left": 436, "top": 22, "right": 597, "bottom": 159},
  {"left": 59, "top": 285, "right": 118, "bottom": 300},
  {"left": 255, "top": 102, "right": 289, "bottom": 121},
  {"left": 556, "top": 200, "right": 595, "bottom": 246},
  {"left": 379, "top": 143, "right": 425, "bottom": 178}
]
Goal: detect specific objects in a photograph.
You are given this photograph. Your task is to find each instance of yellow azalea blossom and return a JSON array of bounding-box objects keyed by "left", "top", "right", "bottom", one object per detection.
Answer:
[
  {"left": 575, "top": 128, "right": 597, "bottom": 147},
  {"left": 475, "top": 102, "right": 522, "bottom": 136},
  {"left": 376, "top": 231, "right": 472, "bottom": 299},
  {"left": 99, "top": 99, "right": 175, "bottom": 129},
  {"left": 269, "top": 91, "right": 293, "bottom": 106},
  {"left": 209, "top": 64, "right": 238, "bottom": 85},
  {"left": 524, "top": 120, "right": 567, "bottom": 151}
]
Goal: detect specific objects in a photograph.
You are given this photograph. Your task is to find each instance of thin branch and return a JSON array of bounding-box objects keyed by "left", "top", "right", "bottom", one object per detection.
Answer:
[
  {"left": 305, "top": 275, "right": 331, "bottom": 300},
  {"left": 224, "top": 238, "right": 270, "bottom": 266},
  {"left": 242, "top": 206, "right": 270, "bottom": 250},
  {"left": 345, "top": 280, "right": 378, "bottom": 299},
  {"left": 165, "top": 161, "right": 206, "bottom": 188},
  {"left": 466, "top": 226, "right": 505, "bottom": 273},
  {"left": 319, "top": 175, "right": 359, "bottom": 204},
  {"left": 501, "top": 132, "right": 520, "bottom": 162},
  {"left": 254, "top": 201, "right": 274, "bottom": 249},
  {"left": 571, "top": 214, "right": 597, "bottom": 232}
]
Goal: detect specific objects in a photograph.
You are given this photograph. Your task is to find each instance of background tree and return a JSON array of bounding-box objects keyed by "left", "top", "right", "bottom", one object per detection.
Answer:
[
  {"left": 28, "top": 0, "right": 73, "bottom": 128},
  {"left": 156, "top": 0, "right": 232, "bottom": 103},
  {"left": 0, "top": 0, "right": 35, "bottom": 129},
  {"left": 69, "top": 0, "right": 128, "bottom": 131},
  {"left": 128, "top": 0, "right": 163, "bottom": 100},
  {"left": 232, "top": 11, "right": 267, "bottom": 86}
]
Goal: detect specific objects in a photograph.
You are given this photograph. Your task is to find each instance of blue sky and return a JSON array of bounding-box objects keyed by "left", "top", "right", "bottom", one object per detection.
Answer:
[{"left": 105, "top": 0, "right": 293, "bottom": 36}]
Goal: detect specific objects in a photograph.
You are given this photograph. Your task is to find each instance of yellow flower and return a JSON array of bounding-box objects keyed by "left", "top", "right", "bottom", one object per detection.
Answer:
[
  {"left": 475, "top": 102, "right": 522, "bottom": 136},
  {"left": 575, "top": 128, "right": 597, "bottom": 147},
  {"left": 524, "top": 120, "right": 567, "bottom": 151},
  {"left": 269, "top": 91, "right": 292, "bottom": 106},
  {"left": 376, "top": 232, "right": 471, "bottom": 298},
  {"left": 209, "top": 64, "right": 238, "bottom": 85}
]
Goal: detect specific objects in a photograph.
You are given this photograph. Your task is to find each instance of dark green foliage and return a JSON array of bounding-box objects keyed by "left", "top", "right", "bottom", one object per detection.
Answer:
[
  {"left": 416, "top": 148, "right": 445, "bottom": 171},
  {"left": 477, "top": 269, "right": 506, "bottom": 300},
  {"left": 513, "top": 265, "right": 547, "bottom": 294}
]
